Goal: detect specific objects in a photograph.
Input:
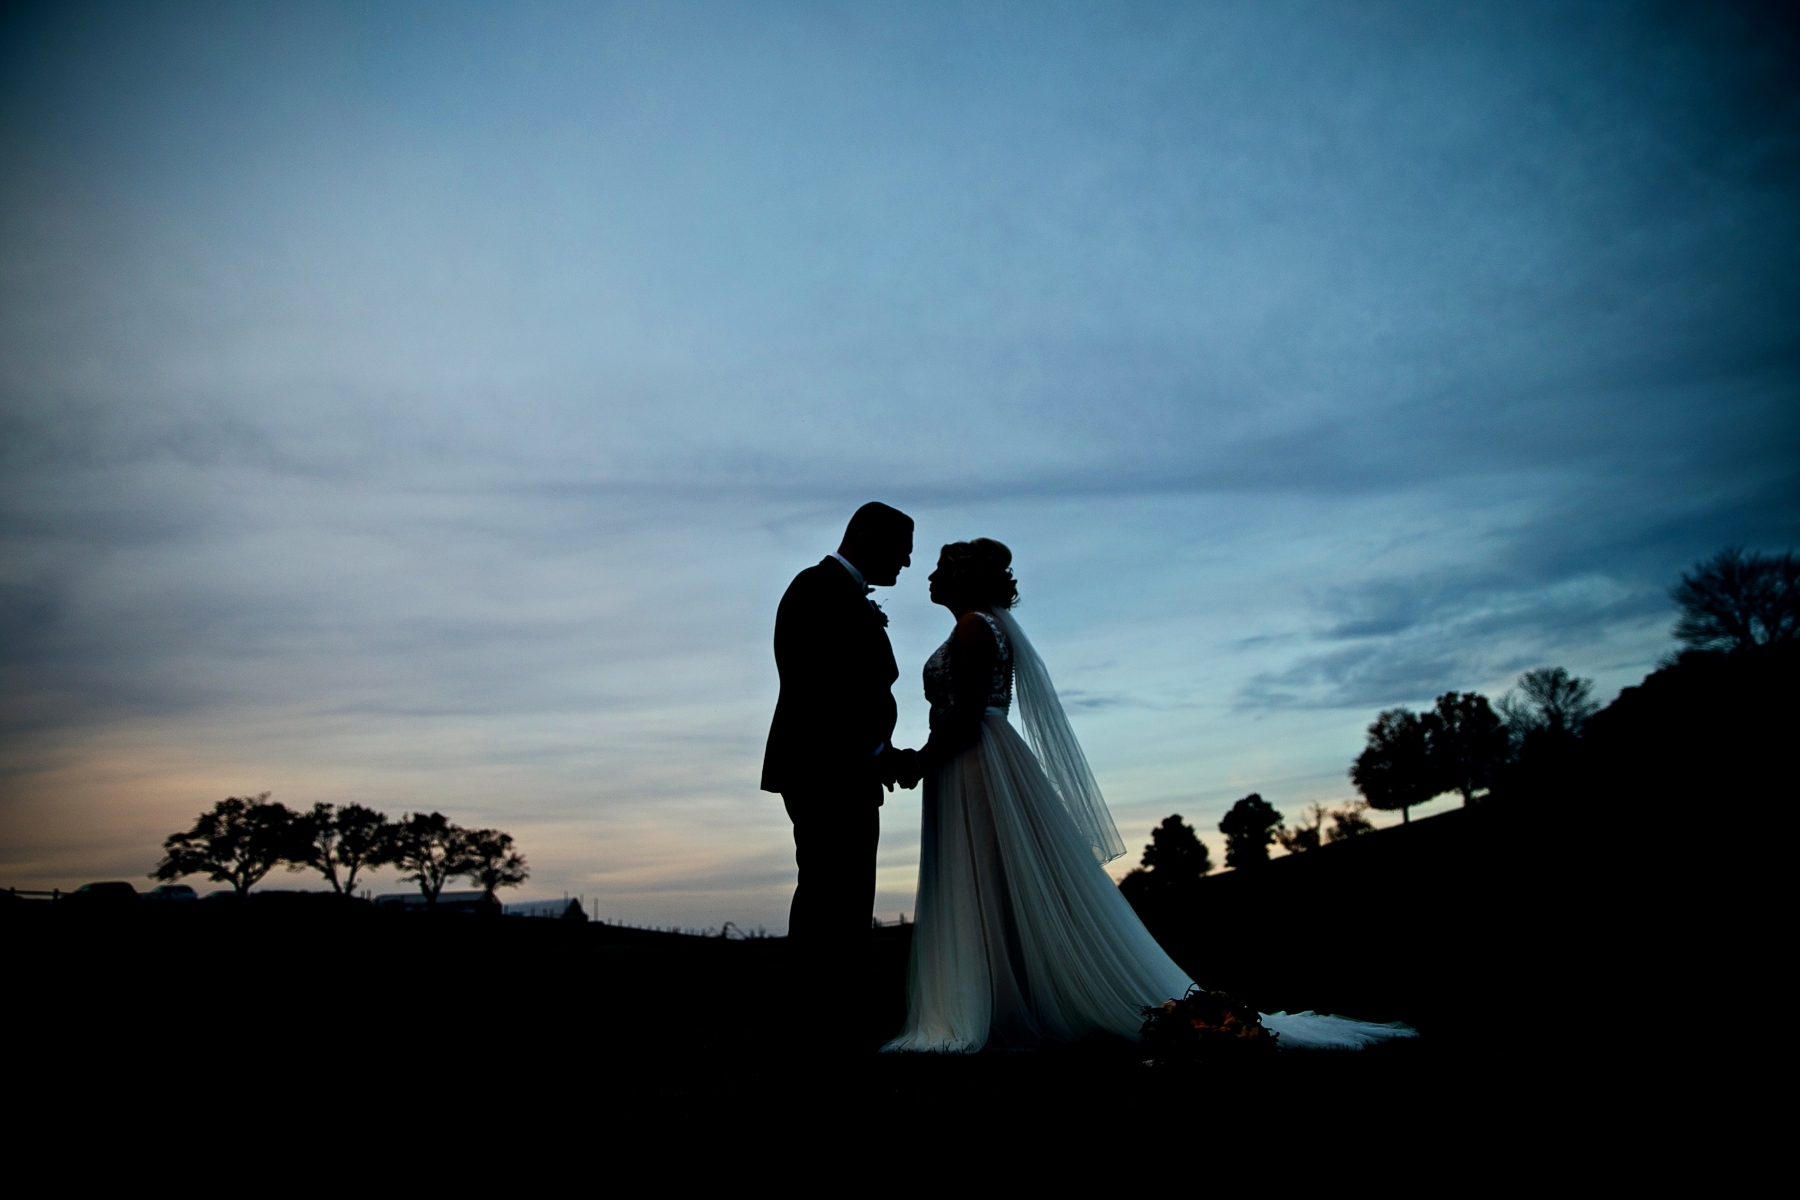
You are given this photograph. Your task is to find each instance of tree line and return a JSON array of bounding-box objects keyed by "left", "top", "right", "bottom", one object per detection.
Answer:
[
  {"left": 151, "top": 795, "right": 529, "bottom": 906},
  {"left": 1348, "top": 666, "right": 1596, "bottom": 824},
  {"left": 1119, "top": 794, "right": 1374, "bottom": 907},
  {"left": 1121, "top": 545, "right": 1796, "bottom": 903},
  {"left": 1123, "top": 656, "right": 1603, "bottom": 903},
  {"left": 1350, "top": 545, "right": 1794, "bottom": 822}
]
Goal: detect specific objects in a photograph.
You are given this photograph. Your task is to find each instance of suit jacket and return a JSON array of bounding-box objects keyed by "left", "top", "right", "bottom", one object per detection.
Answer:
[{"left": 760, "top": 557, "right": 900, "bottom": 795}]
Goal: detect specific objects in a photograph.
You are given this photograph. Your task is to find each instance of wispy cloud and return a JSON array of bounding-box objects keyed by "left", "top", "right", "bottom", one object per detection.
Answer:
[{"left": 1, "top": 0, "right": 1794, "bottom": 924}]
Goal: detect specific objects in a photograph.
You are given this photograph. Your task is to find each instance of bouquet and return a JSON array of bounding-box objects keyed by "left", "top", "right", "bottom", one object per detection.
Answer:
[{"left": 1139, "top": 987, "right": 1279, "bottom": 1066}]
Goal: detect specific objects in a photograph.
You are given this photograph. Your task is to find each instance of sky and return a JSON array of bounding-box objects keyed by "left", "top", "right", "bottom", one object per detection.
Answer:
[{"left": 2, "top": 1, "right": 1795, "bottom": 928}]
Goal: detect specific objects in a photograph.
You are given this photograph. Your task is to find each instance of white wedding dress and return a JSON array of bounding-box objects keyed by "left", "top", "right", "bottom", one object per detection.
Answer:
[{"left": 883, "top": 608, "right": 1415, "bottom": 1054}]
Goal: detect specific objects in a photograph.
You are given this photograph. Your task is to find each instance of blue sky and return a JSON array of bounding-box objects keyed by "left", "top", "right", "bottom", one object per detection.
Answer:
[{"left": 2, "top": 1, "right": 1795, "bottom": 926}]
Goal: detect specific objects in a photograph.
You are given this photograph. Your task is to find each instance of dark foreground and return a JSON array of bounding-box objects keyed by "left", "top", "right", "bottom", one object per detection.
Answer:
[{"left": 4, "top": 896, "right": 1565, "bottom": 1152}]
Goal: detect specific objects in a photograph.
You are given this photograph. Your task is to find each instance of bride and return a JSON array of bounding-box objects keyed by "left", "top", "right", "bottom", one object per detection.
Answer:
[{"left": 884, "top": 538, "right": 1414, "bottom": 1054}]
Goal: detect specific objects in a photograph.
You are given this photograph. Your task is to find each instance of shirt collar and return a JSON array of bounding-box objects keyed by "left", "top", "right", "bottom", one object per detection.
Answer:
[{"left": 829, "top": 552, "right": 870, "bottom": 592}]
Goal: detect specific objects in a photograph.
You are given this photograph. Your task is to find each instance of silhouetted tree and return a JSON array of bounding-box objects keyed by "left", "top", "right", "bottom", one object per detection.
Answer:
[
  {"left": 1219, "top": 794, "right": 1283, "bottom": 869},
  {"left": 389, "top": 812, "right": 475, "bottom": 906},
  {"left": 463, "top": 829, "right": 529, "bottom": 903},
  {"left": 152, "top": 793, "right": 300, "bottom": 896},
  {"left": 1141, "top": 813, "right": 1213, "bottom": 879},
  {"left": 1326, "top": 801, "right": 1375, "bottom": 842},
  {"left": 1498, "top": 667, "right": 1598, "bottom": 741},
  {"left": 1351, "top": 709, "right": 1439, "bottom": 823},
  {"left": 1276, "top": 804, "right": 1326, "bottom": 855},
  {"left": 292, "top": 803, "right": 396, "bottom": 895},
  {"left": 1672, "top": 547, "right": 1799, "bottom": 651},
  {"left": 1119, "top": 813, "right": 1214, "bottom": 910},
  {"left": 1428, "top": 692, "right": 1509, "bottom": 804}
]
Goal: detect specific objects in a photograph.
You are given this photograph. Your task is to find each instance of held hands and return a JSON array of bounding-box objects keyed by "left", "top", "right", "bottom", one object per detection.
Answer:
[
  {"left": 895, "top": 748, "right": 922, "bottom": 790},
  {"left": 877, "top": 745, "right": 923, "bottom": 791}
]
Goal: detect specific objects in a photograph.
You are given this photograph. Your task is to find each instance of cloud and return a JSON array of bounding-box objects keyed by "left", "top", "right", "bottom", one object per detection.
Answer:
[
  {"left": 1, "top": 1, "right": 1795, "bottom": 923},
  {"left": 1235, "top": 499, "right": 1732, "bottom": 711}
]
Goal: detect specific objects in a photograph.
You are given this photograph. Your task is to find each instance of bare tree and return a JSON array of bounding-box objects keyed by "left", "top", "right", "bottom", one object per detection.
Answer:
[
  {"left": 1326, "top": 801, "right": 1375, "bottom": 842},
  {"left": 152, "top": 793, "right": 300, "bottom": 896},
  {"left": 1671, "top": 547, "right": 1799, "bottom": 651},
  {"left": 1279, "top": 801, "right": 1375, "bottom": 850},
  {"left": 1276, "top": 804, "right": 1328, "bottom": 854},
  {"left": 1498, "top": 667, "right": 1598, "bottom": 741}
]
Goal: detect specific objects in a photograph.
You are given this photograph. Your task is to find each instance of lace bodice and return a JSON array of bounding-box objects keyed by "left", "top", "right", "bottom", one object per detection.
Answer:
[{"left": 924, "top": 611, "right": 1013, "bottom": 729}]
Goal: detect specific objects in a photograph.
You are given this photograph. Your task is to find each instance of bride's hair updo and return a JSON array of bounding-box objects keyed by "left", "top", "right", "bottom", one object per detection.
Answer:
[{"left": 939, "top": 538, "right": 1019, "bottom": 610}]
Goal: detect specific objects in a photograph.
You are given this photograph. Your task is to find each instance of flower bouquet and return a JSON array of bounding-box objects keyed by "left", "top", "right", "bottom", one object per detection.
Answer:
[{"left": 1139, "top": 987, "right": 1280, "bottom": 1066}]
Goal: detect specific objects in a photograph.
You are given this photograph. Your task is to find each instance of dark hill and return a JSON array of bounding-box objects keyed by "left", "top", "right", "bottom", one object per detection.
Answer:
[
  {"left": 1128, "top": 640, "right": 1797, "bottom": 1048},
  {"left": 1130, "top": 803, "right": 1541, "bottom": 1041}
]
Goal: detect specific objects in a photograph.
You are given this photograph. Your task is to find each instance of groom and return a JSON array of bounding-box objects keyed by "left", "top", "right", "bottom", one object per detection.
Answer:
[{"left": 763, "top": 502, "right": 921, "bottom": 1003}]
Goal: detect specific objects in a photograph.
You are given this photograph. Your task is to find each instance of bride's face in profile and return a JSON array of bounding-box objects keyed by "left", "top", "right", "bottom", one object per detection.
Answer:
[{"left": 927, "top": 556, "right": 968, "bottom": 614}]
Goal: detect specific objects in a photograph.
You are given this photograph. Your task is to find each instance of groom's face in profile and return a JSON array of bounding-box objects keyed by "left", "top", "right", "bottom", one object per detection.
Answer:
[{"left": 841, "top": 530, "right": 913, "bottom": 588}]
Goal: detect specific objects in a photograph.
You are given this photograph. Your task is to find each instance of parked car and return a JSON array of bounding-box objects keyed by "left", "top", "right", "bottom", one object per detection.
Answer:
[
  {"left": 63, "top": 881, "right": 139, "bottom": 908},
  {"left": 141, "top": 884, "right": 197, "bottom": 903}
]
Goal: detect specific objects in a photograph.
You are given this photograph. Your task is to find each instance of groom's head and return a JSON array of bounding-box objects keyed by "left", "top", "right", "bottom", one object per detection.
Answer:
[{"left": 838, "top": 502, "right": 914, "bottom": 587}]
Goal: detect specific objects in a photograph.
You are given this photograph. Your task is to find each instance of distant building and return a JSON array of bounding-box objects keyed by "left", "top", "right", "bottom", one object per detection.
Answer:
[
  {"left": 373, "top": 891, "right": 499, "bottom": 915},
  {"left": 503, "top": 897, "right": 587, "bottom": 921}
]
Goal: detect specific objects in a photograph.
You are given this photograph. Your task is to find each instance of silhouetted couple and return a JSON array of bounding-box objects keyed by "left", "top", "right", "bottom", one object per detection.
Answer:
[{"left": 763, "top": 502, "right": 1415, "bottom": 1056}]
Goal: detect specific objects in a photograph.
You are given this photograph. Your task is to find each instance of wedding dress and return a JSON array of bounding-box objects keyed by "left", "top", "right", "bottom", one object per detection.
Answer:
[{"left": 883, "top": 608, "right": 1415, "bottom": 1054}]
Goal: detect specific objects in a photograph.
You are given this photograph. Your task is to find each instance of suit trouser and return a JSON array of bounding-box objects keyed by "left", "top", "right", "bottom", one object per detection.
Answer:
[
  {"left": 784, "top": 784, "right": 881, "bottom": 945},
  {"left": 784, "top": 785, "right": 881, "bottom": 1043}
]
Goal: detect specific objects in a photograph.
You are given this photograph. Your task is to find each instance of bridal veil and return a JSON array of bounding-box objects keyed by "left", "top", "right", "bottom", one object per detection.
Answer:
[{"left": 996, "top": 608, "right": 1127, "bottom": 866}]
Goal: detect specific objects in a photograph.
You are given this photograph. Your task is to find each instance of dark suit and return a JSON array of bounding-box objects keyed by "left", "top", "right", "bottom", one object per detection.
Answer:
[{"left": 762, "top": 556, "right": 897, "bottom": 962}]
